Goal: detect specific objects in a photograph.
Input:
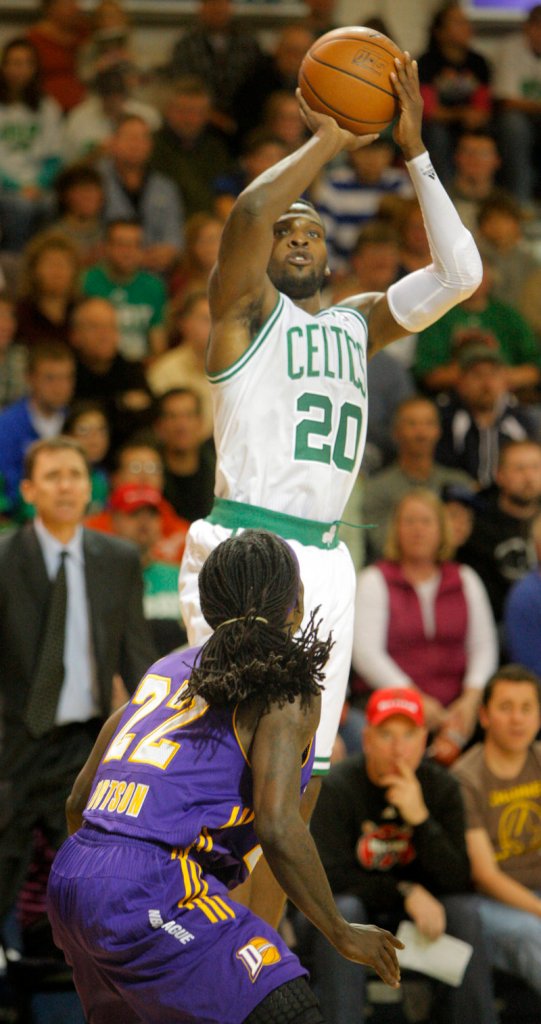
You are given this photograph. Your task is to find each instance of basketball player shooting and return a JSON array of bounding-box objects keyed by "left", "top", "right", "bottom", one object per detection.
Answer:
[{"left": 178, "top": 53, "right": 482, "bottom": 924}]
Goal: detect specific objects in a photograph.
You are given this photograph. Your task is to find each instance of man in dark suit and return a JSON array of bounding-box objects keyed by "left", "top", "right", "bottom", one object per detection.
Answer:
[{"left": 0, "top": 435, "right": 156, "bottom": 921}]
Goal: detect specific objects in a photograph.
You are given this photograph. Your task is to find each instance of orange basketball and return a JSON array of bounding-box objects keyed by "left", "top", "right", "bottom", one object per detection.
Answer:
[{"left": 298, "top": 26, "right": 404, "bottom": 135}]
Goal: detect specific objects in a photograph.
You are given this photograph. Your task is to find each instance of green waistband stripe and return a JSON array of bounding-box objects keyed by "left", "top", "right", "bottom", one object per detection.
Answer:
[
  {"left": 207, "top": 497, "right": 340, "bottom": 549},
  {"left": 312, "top": 757, "right": 331, "bottom": 776}
]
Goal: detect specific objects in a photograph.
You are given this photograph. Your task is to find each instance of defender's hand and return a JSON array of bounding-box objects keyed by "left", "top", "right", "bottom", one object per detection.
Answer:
[
  {"left": 391, "top": 53, "right": 425, "bottom": 161},
  {"left": 296, "top": 89, "right": 380, "bottom": 152},
  {"left": 338, "top": 923, "right": 404, "bottom": 987}
]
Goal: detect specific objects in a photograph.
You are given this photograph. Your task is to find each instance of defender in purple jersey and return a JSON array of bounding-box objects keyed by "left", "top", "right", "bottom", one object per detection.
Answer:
[{"left": 47, "top": 530, "right": 403, "bottom": 1024}]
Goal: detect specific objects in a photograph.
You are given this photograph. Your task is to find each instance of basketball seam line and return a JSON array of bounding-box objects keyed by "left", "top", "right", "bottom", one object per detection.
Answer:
[
  {"left": 302, "top": 61, "right": 397, "bottom": 101},
  {"left": 299, "top": 71, "right": 396, "bottom": 125},
  {"left": 311, "top": 36, "right": 400, "bottom": 59}
]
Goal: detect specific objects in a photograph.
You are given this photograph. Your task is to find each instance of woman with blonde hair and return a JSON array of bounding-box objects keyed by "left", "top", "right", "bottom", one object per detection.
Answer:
[
  {"left": 352, "top": 489, "right": 497, "bottom": 763},
  {"left": 16, "top": 229, "right": 81, "bottom": 347}
]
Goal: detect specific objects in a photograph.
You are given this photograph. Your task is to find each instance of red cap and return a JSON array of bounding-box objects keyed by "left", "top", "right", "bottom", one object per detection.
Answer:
[
  {"left": 365, "top": 688, "right": 425, "bottom": 728},
  {"left": 110, "top": 483, "right": 162, "bottom": 514}
]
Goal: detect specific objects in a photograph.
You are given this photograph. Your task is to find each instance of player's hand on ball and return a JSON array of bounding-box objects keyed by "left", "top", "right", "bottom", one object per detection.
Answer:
[
  {"left": 296, "top": 89, "right": 380, "bottom": 152},
  {"left": 390, "top": 53, "right": 425, "bottom": 161},
  {"left": 339, "top": 922, "right": 404, "bottom": 987}
]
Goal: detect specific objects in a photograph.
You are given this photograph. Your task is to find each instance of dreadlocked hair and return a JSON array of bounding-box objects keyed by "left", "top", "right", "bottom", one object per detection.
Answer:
[{"left": 185, "top": 530, "right": 333, "bottom": 714}]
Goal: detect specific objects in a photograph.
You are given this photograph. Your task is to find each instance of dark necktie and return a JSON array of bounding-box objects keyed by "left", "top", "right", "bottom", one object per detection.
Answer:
[{"left": 24, "top": 550, "right": 68, "bottom": 739}]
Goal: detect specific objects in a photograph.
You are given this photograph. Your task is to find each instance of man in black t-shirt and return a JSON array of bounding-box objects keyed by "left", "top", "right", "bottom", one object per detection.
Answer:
[
  {"left": 153, "top": 387, "right": 215, "bottom": 523},
  {"left": 70, "top": 296, "right": 154, "bottom": 447},
  {"left": 458, "top": 439, "right": 541, "bottom": 623},
  {"left": 304, "top": 688, "right": 496, "bottom": 1024}
]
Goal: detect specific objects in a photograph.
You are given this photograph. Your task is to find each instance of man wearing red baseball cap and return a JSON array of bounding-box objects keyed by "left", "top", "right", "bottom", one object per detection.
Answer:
[
  {"left": 303, "top": 686, "right": 496, "bottom": 1024},
  {"left": 109, "top": 482, "right": 186, "bottom": 656}
]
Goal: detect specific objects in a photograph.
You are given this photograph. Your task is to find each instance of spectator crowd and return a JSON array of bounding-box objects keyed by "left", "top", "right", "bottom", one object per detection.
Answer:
[{"left": 0, "top": 1, "right": 540, "bottom": 1022}]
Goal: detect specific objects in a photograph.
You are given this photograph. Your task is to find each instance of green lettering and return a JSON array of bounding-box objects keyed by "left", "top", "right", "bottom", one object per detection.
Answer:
[
  {"left": 286, "top": 326, "right": 303, "bottom": 379},
  {"left": 330, "top": 327, "right": 343, "bottom": 379},
  {"left": 321, "top": 326, "right": 335, "bottom": 379},
  {"left": 306, "top": 325, "right": 320, "bottom": 378}
]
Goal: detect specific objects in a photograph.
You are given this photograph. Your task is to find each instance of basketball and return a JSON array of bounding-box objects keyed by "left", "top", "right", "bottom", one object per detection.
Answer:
[{"left": 298, "top": 26, "right": 404, "bottom": 135}]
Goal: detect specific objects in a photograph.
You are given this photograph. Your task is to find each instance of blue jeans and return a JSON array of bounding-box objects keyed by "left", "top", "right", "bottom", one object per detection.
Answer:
[
  {"left": 478, "top": 892, "right": 541, "bottom": 997},
  {"left": 302, "top": 892, "right": 497, "bottom": 1024}
]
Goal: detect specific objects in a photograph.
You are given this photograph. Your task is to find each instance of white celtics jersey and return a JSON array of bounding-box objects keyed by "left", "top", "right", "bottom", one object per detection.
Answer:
[{"left": 209, "top": 292, "right": 369, "bottom": 523}]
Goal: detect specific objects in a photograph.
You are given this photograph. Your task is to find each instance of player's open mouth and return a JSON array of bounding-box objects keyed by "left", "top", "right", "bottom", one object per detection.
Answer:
[{"left": 288, "top": 254, "right": 312, "bottom": 266}]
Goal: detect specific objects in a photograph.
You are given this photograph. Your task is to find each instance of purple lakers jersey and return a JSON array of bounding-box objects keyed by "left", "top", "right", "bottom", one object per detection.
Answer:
[{"left": 84, "top": 646, "right": 315, "bottom": 888}]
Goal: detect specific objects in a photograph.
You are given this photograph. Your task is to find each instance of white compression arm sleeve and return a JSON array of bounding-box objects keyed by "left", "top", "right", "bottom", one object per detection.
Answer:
[{"left": 387, "top": 150, "right": 482, "bottom": 334}]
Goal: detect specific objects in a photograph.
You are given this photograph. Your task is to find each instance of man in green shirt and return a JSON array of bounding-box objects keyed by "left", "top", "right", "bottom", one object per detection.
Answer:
[
  {"left": 82, "top": 219, "right": 167, "bottom": 361},
  {"left": 415, "top": 262, "right": 541, "bottom": 397}
]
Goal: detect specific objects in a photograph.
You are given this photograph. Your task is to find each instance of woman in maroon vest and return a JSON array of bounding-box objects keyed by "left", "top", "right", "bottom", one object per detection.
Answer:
[{"left": 352, "top": 489, "right": 497, "bottom": 764}]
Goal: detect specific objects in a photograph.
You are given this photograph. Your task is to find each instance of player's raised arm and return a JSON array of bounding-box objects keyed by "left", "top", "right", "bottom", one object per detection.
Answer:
[
  {"left": 344, "top": 55, "right": 482, "bottom": 354},
  {"left": 207, "top": 99, "right": 378, "bottom": 373},
  {"left": 251, "top": 698, "right": 404, "bottom": 987}
]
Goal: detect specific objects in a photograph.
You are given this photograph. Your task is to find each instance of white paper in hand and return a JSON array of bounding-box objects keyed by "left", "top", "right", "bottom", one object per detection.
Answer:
[{"left": 396, "top": 921, "right": 473, "bottom": 987}]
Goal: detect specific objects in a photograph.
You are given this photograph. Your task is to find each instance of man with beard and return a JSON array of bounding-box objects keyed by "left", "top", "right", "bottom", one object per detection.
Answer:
[
  {"left": 436, "top": 343, "right": 535, "bottom": 488},
  {"left": 459, "top": 439, "right": 541, "bottom": 623},
  {"left": 178, "top": 56, "right": 482, "bottom": 925}
]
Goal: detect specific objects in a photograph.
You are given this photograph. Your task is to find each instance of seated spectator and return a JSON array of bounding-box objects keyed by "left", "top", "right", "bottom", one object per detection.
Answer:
[
  {"left": 169, "top": 212, "right": 223, "bottom": 306},
  {"left": 311, "top": 137, "right": 413, "bottom": 275},
  {"left": 78, "top": 0, "right": 135, "bottom": 83},
  {"left": 261, "top": 90, "right": 307, "bottom": 154},
  {"left": 331, "top": 220, "right": 401, "bottom": 303},
  {"left": 85, "top": 435, "right": 188, "bottom": 565},
  {"left": 82, "top": 218, "right": 167, "bottom": 361},
  {"left": 63, "top": 398, "right": 111, "bottom": 513},
  {"left": 459, "top": 440, "right": 541, "bottom": 623},
  {"left": 415, "top": 261, "right": 541, "bottom": 398},
  {"left": 417, "top": 3, "right": 492, "bottom": 186},
  {"left": 146, "top": 290, "right": 213, "bottom": 439},
  {"left": 494, "top": 4, "right": 541, "bottom": 205},
  {"left": 52, "top": 164, "right": 105, "bottom": 267},
  {"left": 441, "top": 482, "right": 477, "bottom": 550},
  {"left": 151, "top": 76, "right": 233, "bottom": 220},
  {"left": 165, "top": 0, "right": 264, "bottom": 142},
  {"left": 504, "top": 513, "right": 541, "bottom": 672},
  {"left": 386, "top": 195, "right": 431, "bottom": 278},
  {"left": 436, "top": 344, "right": 536, "bottom": 488},
  {"left": 363, "top": 351, "right": 415, "bottom": 476},
  {"left": 302, "top": 0, "right": 338, "bottom": 38},
  {"left": 153, "top": 387, "right": 215, "bottom": 523},
  {"left": 70, "top": 296, "right": 153, "bottom": 446},
  {"left": 15, "top": 230, "right": 81, "bottom": 348},
  {"left": 448, "top": 131, "right": 504, "bottom": 234},
  {"left": 0, "top": 37, "right": 63, "bottom": 252},
  {"left": 109, "top": 481, "right": 187, "bottom": 654},
  {"left": 453, "top": 666, "right": 541, "bottom": 1006},
  {"left": 233, "top": 23, "right": 314, "bottom": 147},
  {"left": 27, "top": 0, "right": 89, "bottom": 113},
  {"left": 305, "top": 686, "right": 496, "bottom": 1024},
  {"left": 352, "top": 490, "right": 497, "bottom": 761},
  {"left": 99, "top": 113, "right": 184, "bottom": 275},
  {"left": 363, "top": 395, "right": 475, "bottom": 560},
  {"left": 0, "top": 295, "right": 27, "bottom": 411},
  {"left": 212, "top": 130, "right": 288, "bottom": 222},
  {"left": 63, "top": 65, "right": 160, "bottom": 165},
  {"left": 0, "top": 342, "right": 75, "bottom": 516},
  {"left": 476, "top": 193, "right": 541, "bottom": 322}
]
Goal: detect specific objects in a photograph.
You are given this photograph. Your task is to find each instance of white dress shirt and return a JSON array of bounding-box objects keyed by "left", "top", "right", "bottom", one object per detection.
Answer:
[{"left": 34, "top": 518, "right": 99, "bottom": 724}]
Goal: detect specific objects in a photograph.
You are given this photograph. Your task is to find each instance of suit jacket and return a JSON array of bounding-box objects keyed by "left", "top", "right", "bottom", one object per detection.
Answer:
[{"left": 0, "top": 524, "right": 156, "bottom": 727}]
